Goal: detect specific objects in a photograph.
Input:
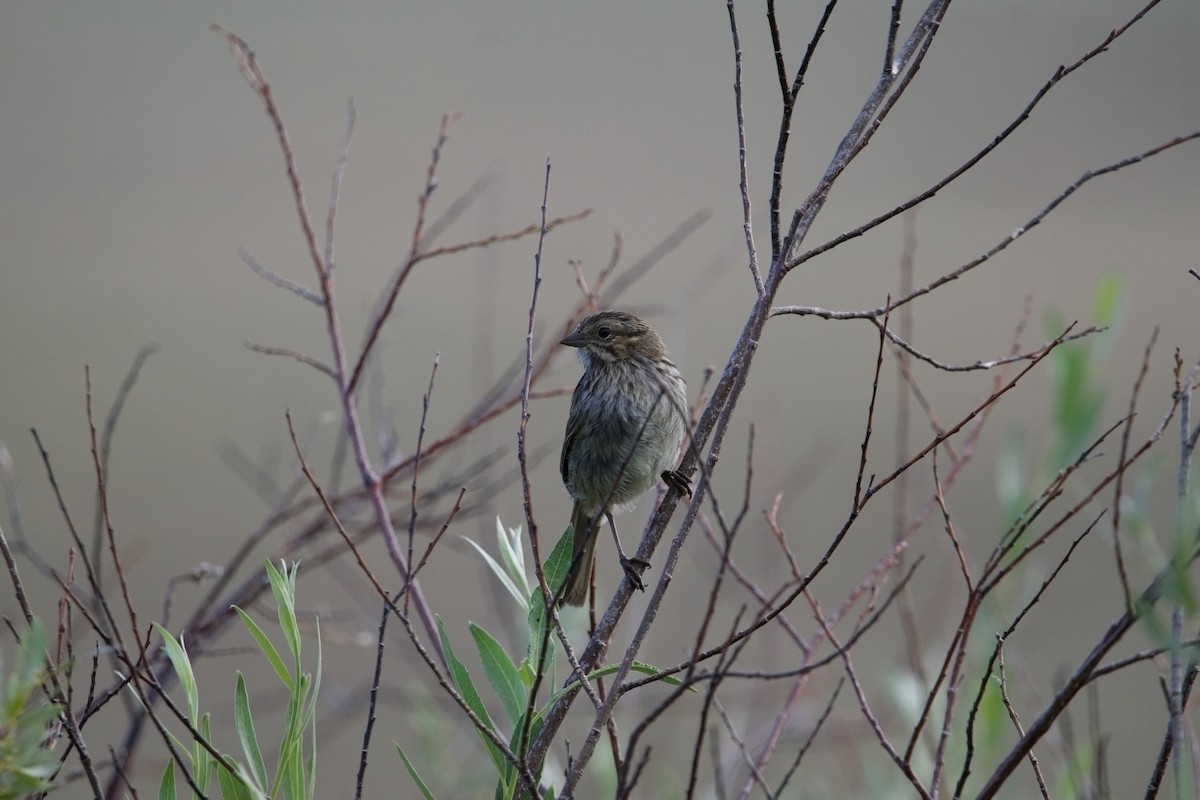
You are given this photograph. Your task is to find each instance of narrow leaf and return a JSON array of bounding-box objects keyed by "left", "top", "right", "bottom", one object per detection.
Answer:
[
  {"left": 155, "top": 624, "right": 199, "bottom": 723},
  {"left": 463, "top": 536, "right": 528, "bottom": 612},
  {"left": 436, "top": 616, "right": 506, "bottom": 776},
  {"left": 234, "top": 606, "right": 293, "bottom": 691},
  {"left": 157, "top": 760, "right": 176, "bottom": 800},
  {"left": 496, "top": 518, "right": 529, "bottom": 596},
  {"left": 265, "top": 560, "right": 302, "bottom": 666},
  {"left": 396, "top": 744, "right": 439, "bottom": 800},
  {"left": 234, "top": 673, "right": 268, "bottom": 790},
  {"left": 470, "top": 622, "right": 525, "bottom": 726}
]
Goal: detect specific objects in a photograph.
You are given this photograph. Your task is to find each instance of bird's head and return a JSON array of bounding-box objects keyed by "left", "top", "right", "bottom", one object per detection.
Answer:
[{"left": 560, "top": 310, "right": 668, "bottom": 365}]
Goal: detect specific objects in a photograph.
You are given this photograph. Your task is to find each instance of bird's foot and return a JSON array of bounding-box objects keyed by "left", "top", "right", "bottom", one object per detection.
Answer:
[
  {"left": 662, "top": 469, "right": 692, "bottom": 497},
  {"left": 619, "top": 555, "right": 650, "bottom": 591}
]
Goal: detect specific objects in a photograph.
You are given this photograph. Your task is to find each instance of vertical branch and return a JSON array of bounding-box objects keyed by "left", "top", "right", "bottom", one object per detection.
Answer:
[
  {"left": 404, "top": 355, "right": 440, "bottom": 616},
  {"left": 766, "top": 0, "right": 840, "bottom": 260},
  {"left": 518, "top": 160, "right": 551, "bottom": 598},
  {"left": 726, "top": 0, "right": 764, "bottom": 295},
  {"left": 324, "top": 99, "right": 356, "bottom": 271},
  {"left": 90, "top": 344, "right": 160, "bottom": 589},
  {"left": 1112, "top": 328, "right": 1158, "bottom": 613},
  {"left": 1169, "top": 358, "right": 1200, "bottom": 793},
  {"left": 214, "top": 25, "right": 443, "bottom": 661},
  {"left": 84, "top": 368, "right": 139, "bottom": 658},
  {"left": 884, "top": 0, "right": 904, "bottom": 72},
  {"left": 515, "top": 160, "right": 557, "bottom": 788},
  {"left": 1147, "top": 666, "right": 1200, "bottom": 798},
  {"left": 996, "top": 639, "right": 1050, "bottom": 797}
]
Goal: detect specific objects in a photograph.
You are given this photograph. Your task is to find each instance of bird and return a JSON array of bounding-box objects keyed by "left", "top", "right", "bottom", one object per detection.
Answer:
[{"left": 558, "top": 310, "right": 689, "bottom": 606}]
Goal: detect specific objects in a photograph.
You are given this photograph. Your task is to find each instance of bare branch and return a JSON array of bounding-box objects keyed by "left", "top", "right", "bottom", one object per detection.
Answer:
[
  {"left": 243, "top": 341, "right": 335, "bottom": 378},
  {"left": 237, "top": 248, "right": 324, "bottom": 305}
]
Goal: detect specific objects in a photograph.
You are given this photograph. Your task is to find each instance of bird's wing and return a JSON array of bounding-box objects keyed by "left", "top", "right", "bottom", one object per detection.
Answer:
[{"left": 560, "top": 383, "right": 588, "bottom": 484}]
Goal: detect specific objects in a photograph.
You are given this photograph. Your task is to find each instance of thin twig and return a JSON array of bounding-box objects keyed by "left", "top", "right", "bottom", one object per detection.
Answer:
[
  {"left": 726, "top": 0, "right": 764, "bottom": 295},
  {"left": 243, "top": 342, "right": 335, "bottom": 377},
  {"left": 788, "top": 0, "right": 1174, "bottom": 273},
  {"left": 238, "top": 248, "right": 324, "bottom": 305},
  {"left": 997, "top": 637, "right": 1050, "bottom": 798}
]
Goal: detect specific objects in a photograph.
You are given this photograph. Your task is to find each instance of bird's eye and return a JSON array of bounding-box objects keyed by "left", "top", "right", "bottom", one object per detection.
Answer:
[{"left": 597, "top": 326, "right": 612, "bottom": 339}]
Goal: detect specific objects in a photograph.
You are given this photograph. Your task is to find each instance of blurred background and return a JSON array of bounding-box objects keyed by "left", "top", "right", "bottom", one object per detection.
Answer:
[{"left": 2, "top": 0, "right": 1198, "bottom": 796}]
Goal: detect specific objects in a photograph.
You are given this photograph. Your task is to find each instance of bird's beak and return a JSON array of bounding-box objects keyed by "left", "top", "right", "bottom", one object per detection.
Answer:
[{"left": 560, "top": 330, "right": 587, "bottom": 348}]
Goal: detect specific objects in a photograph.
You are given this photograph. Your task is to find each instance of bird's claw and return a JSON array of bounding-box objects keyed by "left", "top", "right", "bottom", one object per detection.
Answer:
[
  {"left": 662, "top": 469, "right": 692, "bottom": 497},
  {"left": 620, "top": 556, "right": 650, "bottom": 591}
]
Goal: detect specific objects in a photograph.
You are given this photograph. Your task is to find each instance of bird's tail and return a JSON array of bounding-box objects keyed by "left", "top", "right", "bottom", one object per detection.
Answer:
[{"left": 561, "top": 502, "right": 599, "bottom": 606}]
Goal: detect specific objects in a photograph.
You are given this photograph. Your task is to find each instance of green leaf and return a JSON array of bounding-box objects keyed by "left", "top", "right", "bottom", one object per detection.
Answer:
[
  {"left": 0, "top": 619, "right": 62, "bottom": 797},
  {"left": 234, "top": 673, "right": 268, "bottom": 791},
  {"left": 1167, "top": 551, "right": 1198, "bottom": 615},
  {"left": 11, "top": 619, "right": 45, "bottom": 698},
  {"left": 542, "top": 525, "right": 573, "bottom": 604},
  {"left": 437, "top": 616, "right": 506, "bottom": 777},
  {"left": 464, "top": 536, "right": 528, "bottom": 613},
  {"left": 154, "top": 624, "right": 199, "bottom": 723},
  {"left": 496, "top": 518, "right": 530, "bottom": 597},
  {"left": 1044, "top": 280, "right": 1124, "bottom": 475},
  {"left": 276, "top": 679, "right": 305, "bottom": 800},
  {"left": 216, "top": 761, "right": 255, "bottom": 800},
  {"left": 157, "top": 760, "right": 176, "bottom": 800},
  {"left": 396, "top": 744, "right": 438, "bottom": 800},
  {"left": 1090, "top": 274, "right": 1123, "bottom": 331},
  {"left": 627, "top": 660, "right": 687, "bottom": 687},
  {"left": 525, "top": 527, "right": 575, "bottom": 676},
  {"left": 517, "top": 659, "right": 536, "bottom": 688},
  {"left": 303, "top": 617, "right": 323, "bottom": 800},
  {"left": 234, "top": 606, "right": 293, "bottom": 691},
  {"left": 470, "top": 622, "right": 526, "bottom": 727},
  {"left": 506, "top": 712, "right": 544, "bottom": 782},
  {"left": 265, "top": 560, "right": 302, "bottom": 667},
  {"left": 195, "top": 713, "right": 214, "bottom": 795}
]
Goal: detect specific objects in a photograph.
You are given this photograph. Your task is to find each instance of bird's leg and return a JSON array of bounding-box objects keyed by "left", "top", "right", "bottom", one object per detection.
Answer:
[
  {"left": 606, "top": 512, "right": 649, "bottom": 591},
  {"left": 662, "top": 469, "right": 692, "bottom": 497}
]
